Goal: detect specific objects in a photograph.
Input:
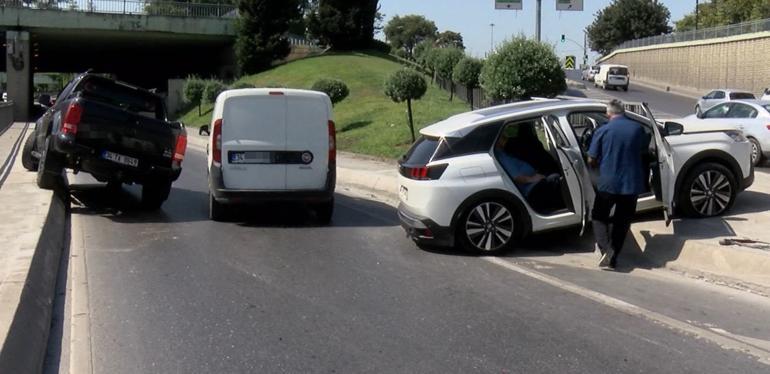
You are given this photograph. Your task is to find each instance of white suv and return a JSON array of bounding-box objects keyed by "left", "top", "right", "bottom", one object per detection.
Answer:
[{"left": 397, "top": 99, "right": 753, "bottom": 254}]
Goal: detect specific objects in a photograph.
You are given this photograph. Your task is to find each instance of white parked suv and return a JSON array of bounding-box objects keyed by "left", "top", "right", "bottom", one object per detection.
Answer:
[
  {"left": 397, "top": 99, "right": 753, "bottom": 254},
  {"left": 205, "top": 89, "right": 336, "bottom": 222}
]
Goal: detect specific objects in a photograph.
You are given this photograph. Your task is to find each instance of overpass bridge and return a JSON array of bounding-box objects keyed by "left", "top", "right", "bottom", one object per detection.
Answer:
[{"left": 1, "top": 0, "right": 237, "bottom": 120}]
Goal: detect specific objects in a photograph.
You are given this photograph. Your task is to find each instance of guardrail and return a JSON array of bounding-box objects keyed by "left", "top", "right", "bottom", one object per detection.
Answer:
[
  {"left": 0, "top": 0, "right": 236, "bottom": 18},
  {"left": 616, "top": 17, "right": 770, "bottom": 50}
]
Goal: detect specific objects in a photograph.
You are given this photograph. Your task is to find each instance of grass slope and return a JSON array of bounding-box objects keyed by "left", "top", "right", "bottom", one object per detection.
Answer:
[{"left": 179, "top": 52, "right": 469, "bottom": 159}]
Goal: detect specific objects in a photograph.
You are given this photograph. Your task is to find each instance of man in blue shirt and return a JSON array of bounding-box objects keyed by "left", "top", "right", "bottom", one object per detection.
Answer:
[{"left": 588, "top": 100, "right": 648, "bottom": 269}]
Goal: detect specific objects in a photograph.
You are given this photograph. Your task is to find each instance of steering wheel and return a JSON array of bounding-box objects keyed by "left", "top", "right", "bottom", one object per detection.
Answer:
[{"left": 580, "top": 128, "right": 594, "bottom": 150}]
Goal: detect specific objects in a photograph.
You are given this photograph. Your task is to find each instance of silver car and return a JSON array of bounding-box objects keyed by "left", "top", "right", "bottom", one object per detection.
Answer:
[
  {"left": 581, "top": 66, "right": 599, "bottom": 82},
  {"left": 695, "top": 89, "right": 755, "bottom": 116}
]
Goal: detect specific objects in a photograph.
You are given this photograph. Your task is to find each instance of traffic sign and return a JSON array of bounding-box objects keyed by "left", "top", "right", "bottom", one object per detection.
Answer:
[
  {"left": 564, "top": 55, "right": 576, "bottom": 69},
  {"left": 495, "top": 0, "right": 523, "bottom": 10},
  {"left": 556, "top": 0, "right": 583, "bottom": 11}
]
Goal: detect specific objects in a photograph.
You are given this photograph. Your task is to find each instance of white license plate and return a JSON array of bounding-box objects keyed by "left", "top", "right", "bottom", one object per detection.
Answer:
[
  {"left": 102, "top": 151, "right": 139, "bottom": 167},
  {"left": 399, "top": 185, "right": 408, "bottom": 201}
]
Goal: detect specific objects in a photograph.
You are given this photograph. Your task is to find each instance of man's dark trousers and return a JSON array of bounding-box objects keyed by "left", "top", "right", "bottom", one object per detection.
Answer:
[{"left": 592, "top": 191, "right": 638, "bottom": 266}]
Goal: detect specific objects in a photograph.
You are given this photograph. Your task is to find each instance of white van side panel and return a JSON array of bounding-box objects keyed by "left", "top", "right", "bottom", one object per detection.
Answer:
[
  {"left": 221, "top": 95, "right": 287, "bottom": 190},
  {"left": 285, "top": 95, "right": 330, "bottom": 190}
]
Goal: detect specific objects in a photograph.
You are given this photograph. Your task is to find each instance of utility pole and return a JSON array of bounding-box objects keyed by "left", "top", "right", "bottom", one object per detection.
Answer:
[
  {"left": 535, "top": 0, "right": 542, "bottom": 41},
  {"left": 490, "top": 23, "right": 495, "bottom": 53},
  {"left": 583, "top": 29, "right": 588, "bottom": 67},
  {"left": 695, "top": 0, "right": 700, "bottom": 31}
]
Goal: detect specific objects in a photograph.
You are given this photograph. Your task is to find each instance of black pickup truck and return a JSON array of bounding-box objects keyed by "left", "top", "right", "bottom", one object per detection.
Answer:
[{"left": 21, "top": 73, "right": 187, "bottom": 209}]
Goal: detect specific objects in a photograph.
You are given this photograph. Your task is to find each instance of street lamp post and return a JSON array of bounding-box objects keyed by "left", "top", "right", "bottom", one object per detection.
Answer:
[
  {"left": 695, "top": 0, "right": 700, "bottom": 31},
  {"left": 490, "top": 23, "right": 495, "bottom": 53},
  {"left": 535, "top": 0, "right": 542, "bottom": 41}
]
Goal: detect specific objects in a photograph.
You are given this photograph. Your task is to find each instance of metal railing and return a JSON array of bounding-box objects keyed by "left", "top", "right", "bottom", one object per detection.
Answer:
[
  {"left": 0, "top": 0, "right": 236, "bottom": 18},
  {"left": 616, "top": 17, "right": 770, "bottom": 51}
]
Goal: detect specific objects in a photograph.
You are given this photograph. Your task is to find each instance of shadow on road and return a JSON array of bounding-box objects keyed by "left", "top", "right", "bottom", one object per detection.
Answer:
[{"left": 69, "top": 184, "right": 205, "bottom": 224}]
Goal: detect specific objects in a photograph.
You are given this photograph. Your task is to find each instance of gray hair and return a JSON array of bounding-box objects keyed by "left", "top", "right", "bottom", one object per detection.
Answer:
[{"left": 607, "top": 99, "right": 625, "bottom": 115}]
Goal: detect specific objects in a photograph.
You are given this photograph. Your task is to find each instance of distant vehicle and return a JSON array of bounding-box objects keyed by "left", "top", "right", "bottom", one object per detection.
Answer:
[
  {"left": 594, "top": 64, "right": 629, "bottom": 91},
  {"left": 679, "top": 100, "right": 770, "bottom": 166},
  {"left": 581, "top": 65, "right": 600, "bottom": 82},
  {"left": 202, "top": 89, "right": 336, "bottom": 222},
  {"left": 397, "top": 99, "right": 752, "bottom": 254},
  {"left": 2, "top": 92, "right": 6, "bottom": 102},
  {"left": 762, "top": 88, "right": 770, "bottom": 101},
  {"left": 21, "top": 73, "right": 188, "bottom": 209},
  {"left": 695, "top": 89, "right": 755, "bottom": 117}
]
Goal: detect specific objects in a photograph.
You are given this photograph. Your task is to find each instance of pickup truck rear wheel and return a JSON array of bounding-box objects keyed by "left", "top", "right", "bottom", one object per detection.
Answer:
[
  {"left": 36, "top": 137, "right": 63, "bottom": 190},
  {"left": 21, "top": 133, "right": 38, "bottom": 171},
  {"left": 141, "top": 180, "right": 172, "bottom": 210}
]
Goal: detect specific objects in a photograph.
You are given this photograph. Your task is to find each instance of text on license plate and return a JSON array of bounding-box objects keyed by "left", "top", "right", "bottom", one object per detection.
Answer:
[
  {"left": 102, "top": 151, "right": 139, "bottom": 167},
  {"left": 399, "top": 185, "right": 408, "bottom": 201}
]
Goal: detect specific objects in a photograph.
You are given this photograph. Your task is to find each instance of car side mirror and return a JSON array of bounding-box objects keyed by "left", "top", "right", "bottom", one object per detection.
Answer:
[
  {"left": 664, "top": 121, "right": 684, "bottom": 136},
  {"left": 696, "top": 111, "right": 704, "bottom": 119},
  {"left": 199, "top": 125, "right": 210, "bottom": 136},
  {"left": 702, "top": 96, "right": 708, "bottom": 100}
]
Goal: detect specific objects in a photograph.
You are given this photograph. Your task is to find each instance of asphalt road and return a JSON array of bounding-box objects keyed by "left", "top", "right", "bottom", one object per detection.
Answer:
[
  {"left": 565, "top": 70, "right": 698, "bottom": 117},
  {"left": 63, "top": 148, "right": 770, "bottom": 373}
]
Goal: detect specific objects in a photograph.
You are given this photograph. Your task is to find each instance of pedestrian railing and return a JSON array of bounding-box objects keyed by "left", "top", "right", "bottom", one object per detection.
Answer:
[
  {"left": 615, "top": 17, "right": 770, "bottom": 50},
  {"left": 0, "top": 0, "right": 236, "bottom": 19}
]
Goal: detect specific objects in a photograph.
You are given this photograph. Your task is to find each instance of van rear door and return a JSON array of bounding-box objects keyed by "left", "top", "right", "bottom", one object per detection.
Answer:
[
  {"left": 285, "top": 93, "right": 331, "bottom": 190},
  {"left": 221, "top": 94, "right": 287, "bottom": 190}
]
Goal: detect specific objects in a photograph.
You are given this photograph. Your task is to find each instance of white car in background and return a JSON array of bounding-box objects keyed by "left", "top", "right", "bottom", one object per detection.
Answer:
[
  {"left": 762, "top": 88, "right": 770, "bottom": 101},
  {"left": 695, "top": 89, "right": 755, "bottom": 117},
  {"left": 678, "top": 100, "right": 770, "bottom": 166},
  {"left": 397, "top": 99, "right": 753, "bottom": 254}
]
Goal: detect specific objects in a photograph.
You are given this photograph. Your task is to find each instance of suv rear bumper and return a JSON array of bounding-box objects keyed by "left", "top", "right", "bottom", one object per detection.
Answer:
[
  {"left": 398, "top": 203, "right": 454, "bottom": 247},
  {"left": 208, "top": 163, "right": 335, "bottom": 204}
]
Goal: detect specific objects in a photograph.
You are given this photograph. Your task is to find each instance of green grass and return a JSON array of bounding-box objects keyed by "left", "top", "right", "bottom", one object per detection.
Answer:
[{"left": 178, "top": 52, "right": 469, "bottom": 159}]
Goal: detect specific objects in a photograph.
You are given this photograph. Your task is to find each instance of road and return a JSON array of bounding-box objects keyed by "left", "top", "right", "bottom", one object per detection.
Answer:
[
  {"left": 564, "top": 70, "right": 697, "bottom": 118},
  {"left": 59, "top": 146, "right": 770, "bottom": 373}
]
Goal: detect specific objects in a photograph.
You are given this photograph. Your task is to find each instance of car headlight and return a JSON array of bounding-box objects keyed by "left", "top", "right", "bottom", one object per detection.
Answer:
[{"left": 724, "top": 130, "right": 747, "bottom": 142}]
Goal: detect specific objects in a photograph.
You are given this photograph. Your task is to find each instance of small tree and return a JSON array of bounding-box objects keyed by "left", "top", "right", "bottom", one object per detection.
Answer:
[
  {"left": 311, "top": 78, "right": 350, "bottom": 106},
  {"left": 413, "top": 39, "right": 434, "bottom": 65},
  {"left": 453, "top": 57, "right": 483, "bottom": 110},
  {"left": 480, "top": 37, "right": 566, "bottom": 102},
  {"left": 433, "top": 47, "right": 464, "bottom": 101},
  {"left": 183, "top": 76, "right": 205, "bottom": 116},
  {"left": 384, "top": 69, "right": 427, "bottom": 143},
  {"left": 203, "top": 80, "right": 227, "bottom": 104}
]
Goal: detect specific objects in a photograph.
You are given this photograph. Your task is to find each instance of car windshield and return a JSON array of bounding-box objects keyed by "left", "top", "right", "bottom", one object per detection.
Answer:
[{"left": 729, "top": 92, "right": 755, "bottom": 100}]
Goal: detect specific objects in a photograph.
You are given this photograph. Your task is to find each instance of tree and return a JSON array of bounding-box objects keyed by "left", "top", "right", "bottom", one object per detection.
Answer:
[
  {"left": 433, "top": 48, "right": 465, "bottom": 101},
  {"left": 311, "top": 78, "right": 350, "bottom": 106},
  {"left": 435, "top": 30, "right": 464, "bottom": 50},
  {"left": 413, "top": 39, "right": 434, "bottom": 64},
  {"left": 203, "top": 80, "right": 227, "bottom": 104},
  {"left": 384, "top": 69, "right": 427, "bottom": 142},
  {"left": 236, "top": 0, "right": 303, "bottom": 75},
  {"left": 230, "top": 82, "right": 256, "bottom": 89},
  {"left": 586, "top": 0, "right": 671, "bottom": 55},
  {"left": 480, "top": 37, "right": 566, "bottom": 101},
  {"left": 307, "top": 0, "right": 380, "bottom": 50},
  {"left": 384, "top": 15, "right": 437, "bottom": 57},
  {"left": 183, "top": 77, "right": 205, "bottom": 116},
  {"left": 676, "top": 0, "right": 770, "bottom": 31},
  {"left": 453, "top": 57, "right": 483, "bottom": 110}
]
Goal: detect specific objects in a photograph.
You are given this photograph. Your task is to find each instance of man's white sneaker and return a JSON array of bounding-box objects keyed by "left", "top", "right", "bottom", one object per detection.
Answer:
[{"left": 598, "top": 249, "right": 614, "bottom": 268}]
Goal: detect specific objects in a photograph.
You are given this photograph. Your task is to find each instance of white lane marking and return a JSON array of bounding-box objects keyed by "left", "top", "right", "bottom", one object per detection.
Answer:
[
  {"left": 69, "top": 216, "right": 94, "bottom": 374},
  {"left": 483, "top": 256, "right": 770, "bottom": 365}
]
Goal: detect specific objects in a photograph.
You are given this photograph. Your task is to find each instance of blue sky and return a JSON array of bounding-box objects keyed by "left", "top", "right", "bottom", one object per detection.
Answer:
[{"left": 377, "top": 0, "right": 695, "bottom": 63}]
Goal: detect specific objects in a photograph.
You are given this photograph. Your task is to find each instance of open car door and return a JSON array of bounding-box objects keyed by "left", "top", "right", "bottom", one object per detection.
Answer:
[
  {"left": 636, "top": 103, "right": 675, "bottom": 226},
  {"left": 542, "top": 116, "right": 587, "bottom": 235}
]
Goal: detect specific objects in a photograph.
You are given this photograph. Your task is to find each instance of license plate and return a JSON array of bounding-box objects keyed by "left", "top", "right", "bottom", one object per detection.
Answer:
[
  {"left": 102, "top": 151, "right": 138, "bottom": 167},
  {"left": 399, "top": 185, "right": 408, "bottom": 201},
  {"left": 229, "top": 151, "right": 272, "bottom": 164}
]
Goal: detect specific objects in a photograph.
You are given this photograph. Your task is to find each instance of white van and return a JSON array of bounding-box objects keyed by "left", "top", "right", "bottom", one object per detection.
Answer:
[
  {"left": 595, "top": 64, "right": 630, "bottom": 91},
  {"left": 205, "top": 89, "right": 336, "bottom": 222}
]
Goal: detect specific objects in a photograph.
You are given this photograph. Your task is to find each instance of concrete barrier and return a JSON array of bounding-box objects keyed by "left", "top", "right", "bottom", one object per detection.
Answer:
[{"left": 0, "top": 102, "right": 13, "bottom": 133}]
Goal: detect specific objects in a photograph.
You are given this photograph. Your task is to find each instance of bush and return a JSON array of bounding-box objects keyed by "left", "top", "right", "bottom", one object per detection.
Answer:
[
  {"left": 433, "top": 47, "right": 465, "bottom": 100},
  {"left": 453, "top": 57, "right": 484, "bottom": 109},
  {"left": 413, "top": 40, "right": 434, "bottom": 67},
  {"left": 203, "top": 80, "right": 227, "bottom": 103},
  {"left": 393, "top": 48, "right": 410, "bottom": 60},
  {"left": 183, "top": 76, "right": 205, "bottom": 116},
  {"left": 230, "top": 82, "right": 256, "bottom": 89},
  {"left": 383, "top": 69, "right": 427, "bottom": 142},
  {"left": 480, "top": 37, "right": 566, "bottom": 101},
  {"left": 369, "top": 39, "right": 392, "bottom": 54},
  {"left": 311, "top": 78, "right": 350, "bottom": 106}
]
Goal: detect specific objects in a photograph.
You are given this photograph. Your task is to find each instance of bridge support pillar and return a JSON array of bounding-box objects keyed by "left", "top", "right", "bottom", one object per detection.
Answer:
[{"left": 5, "top": 31, "right": 31, "bottom": 122}]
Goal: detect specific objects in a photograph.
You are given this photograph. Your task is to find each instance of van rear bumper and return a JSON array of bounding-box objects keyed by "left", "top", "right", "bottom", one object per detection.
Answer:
[{"left": 208, "top": 163, "right": 335, "bottom": 204}]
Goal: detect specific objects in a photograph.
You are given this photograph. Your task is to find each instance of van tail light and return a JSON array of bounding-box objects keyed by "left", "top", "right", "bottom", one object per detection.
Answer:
[
  {"left": 173, "top": 132, "right": 187, "bottom": 165},
  {"left": 212, "top": 118, "right": 223, "bottom": 163},
  {"left": 766, "top": 124, "right": 770, "bottom": 131},
  {"left": 328, "top": 120, "right": 336, "bottom": 164},
  {"left": 62, "top": 102, "right": 83, "bottom": 135},
  {"left": 400, "top": 164, "right": 448, "bottom": 180}
]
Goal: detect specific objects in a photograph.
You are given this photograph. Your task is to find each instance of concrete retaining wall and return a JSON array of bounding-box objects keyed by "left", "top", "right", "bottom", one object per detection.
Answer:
[
  {"left": 601, "top": 32, "right": 770, "bottom": 95},
  {"left": 0, "top": 103, "right": 12, "bottom": 131}
]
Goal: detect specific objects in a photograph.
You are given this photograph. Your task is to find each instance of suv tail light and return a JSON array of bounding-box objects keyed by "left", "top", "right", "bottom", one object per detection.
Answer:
[
  {"left": 399, "top": 164, "right": 448, "bottom": 180},
  {"left": 62, "top": 102, "right": 83, "bottom": 135},
  {"left": 328, "top": 120, "right": 336, "bottom": 164},
  {"left": 766, "top": 125, "right": 770, "bottom": 131},
  {"left": 173, "top": 132, "right": 187, "bottom": 165},
  {"left": 212, "top": 118, "right": 223, "bottom": 163}
]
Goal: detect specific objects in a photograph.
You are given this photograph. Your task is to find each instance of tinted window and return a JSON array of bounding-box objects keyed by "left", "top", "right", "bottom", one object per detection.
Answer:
[
  {"left": 713, "top": 91, "right": 726, "bottom": 99},
  {"left": 704, "top": 103, "right": 731, "bottom": 118},
  {"left": 609, "top": 67, "right": 628, "bottom": 76},
  {"left": 544, "top": 116, "right": 569, "bottom": 148},
  {"left": 729, "top": 92, "right": 755, "bottom": 100},
  {"left": 76, "top": 76, "right": 165, "bottom": 120},
  {"left": 727, "top": 104, "right": 758, "bottom": 118},
  {"left": 433, "top": 123, "right": 502, "bottom": 161},
  {"left": 402, "top": 136, "right": 440, "bottom": 165}
]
